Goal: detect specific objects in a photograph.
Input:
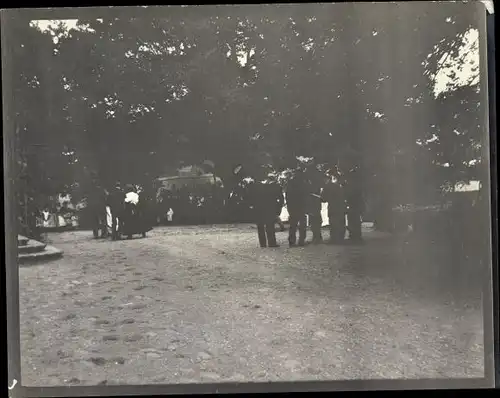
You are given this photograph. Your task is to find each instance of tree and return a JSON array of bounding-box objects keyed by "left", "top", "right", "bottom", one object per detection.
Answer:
[
  {"left": 8, "top": 2, "right": 486, "bottom": 232},
  {"left": 6, "top": 14, "right": 83, "bottom": 236}
]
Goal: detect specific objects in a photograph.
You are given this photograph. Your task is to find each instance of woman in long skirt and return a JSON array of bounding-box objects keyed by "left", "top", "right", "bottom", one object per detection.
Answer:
[{"left": 121, "top": 188, "right": 153, "bottom": 239}]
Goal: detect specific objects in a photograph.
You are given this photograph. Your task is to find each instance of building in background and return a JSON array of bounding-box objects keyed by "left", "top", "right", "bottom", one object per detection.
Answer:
[{"left": 156, "top": 165, "right": 223, "bottom": 192}]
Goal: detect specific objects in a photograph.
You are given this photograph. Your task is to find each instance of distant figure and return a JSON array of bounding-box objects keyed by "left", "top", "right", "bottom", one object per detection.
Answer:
[
  {"left": 286, "top": 171, "right": 308, "bottom": 247},
  {"left": 271, "top": 182, "right": 285, "bottom": 234},
  {"left": 88, "top": 182, "right": 108, "bottom": 238},
  {"left": 167, "top": 208, "right": 174, "bottom": 222},
  {"left": 41, "top": 208, "right": 52, "bottom": 229},
  {"left": 306, "top": 171, "right": 323, "bottom": 244},
  {"left": 107, "top": 182, "right": 124, "bottom": 240},
  {"left": 248, "top": 177, "right": 284, "bottom": 248},
  {"left": 345, "top": 168, "right": 364, "bottom": 243},
  {"left": 322, "top": 177, "right": 346, "bottom": 244},
  {"left": 156, "top": 187, "right": 170, "bottom": 224},
  {"left": 228, "top": 176, "right": 255, "bottom": 223}
]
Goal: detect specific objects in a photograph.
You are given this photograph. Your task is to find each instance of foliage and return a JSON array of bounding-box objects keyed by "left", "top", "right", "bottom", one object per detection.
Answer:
[{"left": 5, "top": 2, "right": 486, "bottom": 235}]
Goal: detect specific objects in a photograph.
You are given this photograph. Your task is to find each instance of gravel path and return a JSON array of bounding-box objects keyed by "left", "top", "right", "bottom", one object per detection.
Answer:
[{"left": 19, "top": 225, "right": 485, "bottom": 386}]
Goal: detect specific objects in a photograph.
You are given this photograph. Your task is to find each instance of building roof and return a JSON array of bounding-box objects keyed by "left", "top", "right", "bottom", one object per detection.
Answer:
[
  {"left": 453, "top": 180, "right": 481, "bottom": 192},
  {"left": 157, "top": 174, "right": 218, "bottom": 182}
]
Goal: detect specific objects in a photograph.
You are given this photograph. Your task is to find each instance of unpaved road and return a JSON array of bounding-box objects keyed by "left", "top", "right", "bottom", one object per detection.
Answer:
[{"left": 19, "top": 225, "right": 485, "bottom": 386}]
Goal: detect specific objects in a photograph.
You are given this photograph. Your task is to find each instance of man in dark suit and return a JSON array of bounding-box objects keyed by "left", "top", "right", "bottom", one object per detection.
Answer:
[
  {"left": 248, "top": 176, "right": 284, "bottom": 248},
  {"left": 306, "top": 168, "right": 324, "bottom": 244},
  {"left": 107, "top": 182, "right": 124, "bottom": 240},
  {"left": 286, "top": 170, "right": 308, "bottom": 247},
  {"left": 345, "top": 167, "right": 364, "bottom": 243},
  {"left": 88, "top": 179, "right": 107, "bottom": 239}
]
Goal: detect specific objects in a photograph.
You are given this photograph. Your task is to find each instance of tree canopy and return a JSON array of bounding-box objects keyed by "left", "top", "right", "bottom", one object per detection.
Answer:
[{"left": 5, "top": 2, "right": 486, "bottom": 211}]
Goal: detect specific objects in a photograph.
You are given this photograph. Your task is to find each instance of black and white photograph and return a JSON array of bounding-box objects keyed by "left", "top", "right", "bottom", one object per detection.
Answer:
[{"left": 2, "top": 1, "right": 495, "bottom": 389}]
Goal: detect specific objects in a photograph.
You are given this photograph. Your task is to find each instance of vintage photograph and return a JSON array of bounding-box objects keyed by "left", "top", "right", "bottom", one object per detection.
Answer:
[{"left": 2, "top": 2, "right": 493, "bottom": 387}]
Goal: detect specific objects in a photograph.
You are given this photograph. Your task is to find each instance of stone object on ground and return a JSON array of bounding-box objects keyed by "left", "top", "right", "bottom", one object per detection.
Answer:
[{"left": 18, "top": 235, "right": 63, "bottom": 265}]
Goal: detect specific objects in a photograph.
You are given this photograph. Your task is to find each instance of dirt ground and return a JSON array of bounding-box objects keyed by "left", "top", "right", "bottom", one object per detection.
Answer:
[{"left": 19, "top": 224, "right": 485, "bottom": 386}]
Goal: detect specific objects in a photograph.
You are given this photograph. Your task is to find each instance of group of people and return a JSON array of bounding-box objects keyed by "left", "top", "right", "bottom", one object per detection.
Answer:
[
  {"left": 88, "top": 181, "right": 153, "bottom": 240},
  {"left": 244, "top": 165, "right": 364, "bottom": 249},
  {"left": 86, "top": 164, "right": 363, "bottom": 247}
]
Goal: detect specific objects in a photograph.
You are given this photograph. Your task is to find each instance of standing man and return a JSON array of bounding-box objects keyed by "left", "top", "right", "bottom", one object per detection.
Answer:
[
  {"left": 286, "top": 169, "right": 308, "bottom": 247},
  {"left": 88, "top": 179, "right": 107, "bottom": 239},
  {"left": 108, "top": 181, "right": 124, "bottom": 240},
  {"left": 322, "top": 173, "right": 346, "bottom": 244},
  {"left": 158, "top": 187, "right": 172, "bottom": 225},
  {"left": 306, "top": 168, "right": 324, "bottom": 244},
  {"left": 345, "top": 167, "right": 364, "bottom": 243},
  {"left": 248, "top": 175, "right": 283, "bottom": 248},
  {"left": 308, "top": 188, "right": 323, "bottom": 244}
]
